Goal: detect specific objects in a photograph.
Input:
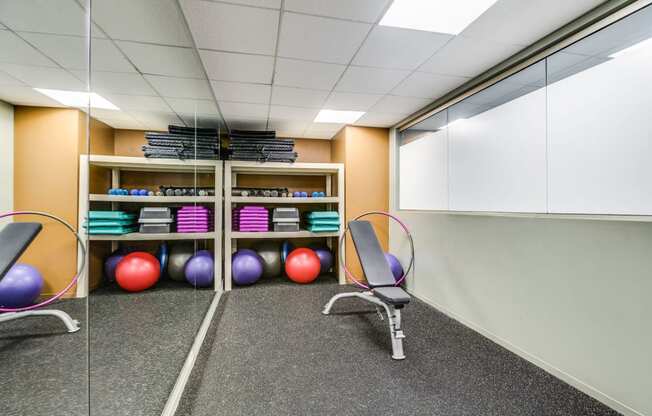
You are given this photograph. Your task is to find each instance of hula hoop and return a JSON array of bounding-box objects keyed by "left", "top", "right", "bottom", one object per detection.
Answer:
[
  {"left": 0, "top": 211, "right": 87, "bottom": 313},
  {"left": 338, "top": 211, "right": 414, "bottom": 289}
]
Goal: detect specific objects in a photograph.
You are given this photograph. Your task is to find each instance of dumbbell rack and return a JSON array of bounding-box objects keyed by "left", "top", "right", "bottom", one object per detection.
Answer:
[
  {"left": 224, "top": 160, "right": 345, "bottom": 291},
  {"left": 77, "top": 155, "right": 223, "bottom": 297}
]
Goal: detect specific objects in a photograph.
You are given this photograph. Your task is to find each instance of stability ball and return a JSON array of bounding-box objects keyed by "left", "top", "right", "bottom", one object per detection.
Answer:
[
  {"left": 104, "top": 251, "right": 125, "bottom": 282},
  {"left": 312, "top": 246, "right": 333, "bottom": 275},
  {"left": 254, "top": 241, "right": 281, "bottom": 278},
  {"left": 168, "top": 242, "right": 195, "bottom": 282},
  {"left": 232, "top": 249, "right": 263, "bottom": 286},
  {"left": 185, "top": 250, "right": 214, "bottom": 288},
  {"left": 0, "top": 264, "right": 44, "bottom": 308},
  {"left": 156, "top": 242, "right": 169, "bottom": 276},
  {"left": 115, "top": 252, "right": 160, "bottom": 292},
  {"left": 281, "top": 240, "right": 294, "bottom": 264},
  {"left": 384, "top": 252, "right": 404, "bottom": 282},
  {"left": 285, "top": 248, "right": 321, "bottom": 284}
]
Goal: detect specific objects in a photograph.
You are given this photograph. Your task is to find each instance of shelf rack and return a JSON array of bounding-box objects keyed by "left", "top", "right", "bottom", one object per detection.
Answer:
[
  {"left": 78, "top": 155, "right": 223, "bottom": 297},
  {"left": 224, "top": 161, "right": 345, "bottom": 291}
]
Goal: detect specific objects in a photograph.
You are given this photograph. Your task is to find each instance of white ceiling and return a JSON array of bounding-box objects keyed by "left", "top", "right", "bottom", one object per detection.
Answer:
[{"left": 0, "top": 0, "right": 606, "bottom": 137}]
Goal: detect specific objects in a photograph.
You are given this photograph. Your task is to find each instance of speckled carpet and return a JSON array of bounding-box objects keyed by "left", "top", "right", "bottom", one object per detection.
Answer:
[{"left": 177, "top": 280, "right": 620, "bottom": 416}]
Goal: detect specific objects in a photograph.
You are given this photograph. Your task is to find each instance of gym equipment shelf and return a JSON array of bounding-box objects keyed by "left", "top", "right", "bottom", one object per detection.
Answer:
[
  {"left": 90, "top": 195, "right": 216, "bottom": 203},
  {"left": 78, "top": 155, "right": 223, "bottom": 297},
  {"left": 224, "top": 161, "right": 345, "bottom": 291},
  {"left": 89, "top": 232, "right": 216, "bottom": 241}
]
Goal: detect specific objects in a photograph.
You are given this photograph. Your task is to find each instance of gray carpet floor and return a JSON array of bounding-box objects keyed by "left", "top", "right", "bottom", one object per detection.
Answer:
[
  {"left": 0, "top": 280, "right": 214, "bottom": 416},
  {"left": 177, "top": 280, "right": 621, "bottom": 416}
]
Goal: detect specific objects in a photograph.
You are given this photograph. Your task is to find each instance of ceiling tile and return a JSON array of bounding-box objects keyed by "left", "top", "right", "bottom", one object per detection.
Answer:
[
  {"left": 180, "top": 114, "right": 224, "bottom": 129},
  {"left": 0, "top": 85, "right": 64, "bottom": 107},
  {"left": 0, "top": 63, "right": 85, "bottom": 90},
  {"left": 165, "top": 97, "right": 218, "bottom": 116},
  {"left": 83, "top": 71, "right": 156, "bottom": 95},
  {"left": 391, "top": 71, "right": 469, "bottom": 99},
  {"left": 323, "top": 92, "right": 382, "bottom": 111},
  {"left": 86, "top": 108, "right": 135, "bottom": 120},
  {"left": 144, "top": 75, "right": 213, "bottom": 100},
  {"left": 181, "top": 0, "right": 279, "bottom": 55},
  {"left": 268, "top": 119, "right": 309, "bottom": 137},
  {"left": 219, "top": 101, "right": 269, "bottom": 120},
  {"left": 200, "top": 50, "right": 274, "bottom": 84},
  {"left": 93, "top": 0, "right": 192, "bottom": 46},
  {"left": 0, "top": 31, "right": 55, "bottom": 67},
  {"left": 354, "top": 111, "right": 404, "bottom": 128},
  {"left": 210, "top": 81, "right": 271, "bottom": 104},
  {"left": 354, "top": 26, "right": 452, "bottom": 70},
  {"left": 21, "top": 33, "right": 136, "bottom": 72},
  {"left": 284, "top": 0, "right": 390, "bottom": 23},
  {"left": 0, "top": 0, "right": 94, "bottom": 37},
  {"left": 271, "top": 86, "right": 329, "bottom": 108},
  {"left": 335, "top": 66, "right": 410, "bottom": 94},
  {"left": 269, "top": 105, "right": 319, "bottom": 121},
  {"left": 130, "top": 110, "right": 184, "bottom": 130},
  {"left": 97, "top": 118, "right": 145, "bottom": 130},
  {"left": 0, "top": 70, "right": 26, "bottom": 86},
  {"left": 117, "top": 42, "right": 204, "bottom": 78},
  {"left": 220, "top": 0, "right": 281, "bottom": 7},
  {"left": 274, "top": 58, "right": 345, "bottom": 90},
  {"left": 278, "top": 12, "right": 371, "bottom": 64},
  {"left": 419, "top": 36, "right": 523, "bottom": 78},
  {"left": 305, "top": 122, "right": 344, "bottom": 135},
  {"left": 104, "top": 94, "right": 171, "bottom": 111},
  {"left": 228, "top": 118, "right": 269, "bottom": 130},
  {"left": 369, "top": 95, "right": 431, "bottom": 115},
  {"left": 461, "top": 0, "right": 603, "bottom": 46}
]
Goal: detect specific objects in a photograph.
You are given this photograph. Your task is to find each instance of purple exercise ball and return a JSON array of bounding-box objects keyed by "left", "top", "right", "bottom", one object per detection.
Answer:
[
  {"left": 312, "top": 247, "right": 333, "bottom": 274},
  {"left": 0, "top": 264, "right": 44, "bottom": 308},
  {"left": 184, "top": 250, "right": 214, "bottom": 288},
  {"left": 104, "top": 252, "right": 125, "bottom": 282},
  {"left": 384, "top": 252, "right": 404, "bottom": 282},
  {"left": 232, "top": 249, "right": 263, "bottom": 286}
]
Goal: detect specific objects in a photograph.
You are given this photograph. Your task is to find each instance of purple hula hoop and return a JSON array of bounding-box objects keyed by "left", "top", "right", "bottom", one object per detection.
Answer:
[
  {"left": 338, "top": 211, "right": 414, "bottom": 289},
  {"left": 0, "top": 211, "right": 87, "bottom": 313}
]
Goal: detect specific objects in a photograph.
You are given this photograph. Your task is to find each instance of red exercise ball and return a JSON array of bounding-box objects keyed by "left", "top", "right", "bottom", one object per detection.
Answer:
[
  {"left": 285, "top": 248, "right": 321, "bottom": 284},
  {"left": 115, "top": 252, "right": 160, "bottom": 292}
]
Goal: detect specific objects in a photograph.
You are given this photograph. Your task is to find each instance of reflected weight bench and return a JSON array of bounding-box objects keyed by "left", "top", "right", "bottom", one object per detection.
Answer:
[
  {"left": 0, "top": 221, "right": 80, "bottom": 332},
  {"left": 322, "top": 220, "right": 410, "bottom": 360}
]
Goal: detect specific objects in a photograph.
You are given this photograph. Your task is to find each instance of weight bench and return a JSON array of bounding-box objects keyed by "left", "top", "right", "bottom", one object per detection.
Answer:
[
  {"left": 322, "top": 220, "right": 410, "bottom": 360},
  {"left": 0, "top": 222, "right": 80, "bottom": 332}
]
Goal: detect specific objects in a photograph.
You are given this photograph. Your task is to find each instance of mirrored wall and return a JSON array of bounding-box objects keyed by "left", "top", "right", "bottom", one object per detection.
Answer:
[{"left": 399, "top": 3, "right": 652, "bottom": 216}]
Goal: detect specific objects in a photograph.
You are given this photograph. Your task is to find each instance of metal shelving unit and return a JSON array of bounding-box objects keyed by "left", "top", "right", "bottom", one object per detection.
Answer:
[
  {"left": 78, "top": 155, "right": 223, "bottom": 297},
  {"left": 224, "top": 161, "right": 345, "bottom": 291}
]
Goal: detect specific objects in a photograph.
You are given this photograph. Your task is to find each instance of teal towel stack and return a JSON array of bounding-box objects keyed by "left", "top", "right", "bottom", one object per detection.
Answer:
[
  {"left": 84, "top": 211, "right": 137, "bottom": 235},
  {"left": 306, "top": 211, "right": 340, "bottom": 232}
]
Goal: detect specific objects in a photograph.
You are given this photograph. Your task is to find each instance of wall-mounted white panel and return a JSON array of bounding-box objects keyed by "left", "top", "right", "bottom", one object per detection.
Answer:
[
  {"left": 548, "top": 45, "right": 652, "bottom": 214},
  {"left": 399, "top": 130, "right": 448, "bottom": 210},
  {"left": 0, "top": 100, "right": 13, "bottom": 214},
  {"left": 448, "top": 88, "right": 547, "bottom": 212}
]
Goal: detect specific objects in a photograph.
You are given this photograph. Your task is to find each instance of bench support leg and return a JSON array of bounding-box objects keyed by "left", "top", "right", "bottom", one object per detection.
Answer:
[
  {"left": 322, "top": 291, "right": 406, "bottom": 360},
  {"left": 0, "top": 309, "right": 81, "bottom": 333}
]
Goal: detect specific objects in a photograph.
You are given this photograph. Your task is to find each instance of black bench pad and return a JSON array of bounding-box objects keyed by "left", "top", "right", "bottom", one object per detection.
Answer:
[
  {"left": 373, "top": 286, "right": 411, "bottom": 306},
  {"left": 0, "top": 222, "right": 42, "bottom": 280}
]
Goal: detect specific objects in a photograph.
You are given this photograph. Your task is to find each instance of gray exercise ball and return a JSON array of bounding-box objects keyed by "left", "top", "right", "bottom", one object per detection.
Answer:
[
  {"left": 168, "top": 242, "right": 195, "bottom": 282},
  {"left": 254, "top": 241, "right": 281, "bottom": 278}
]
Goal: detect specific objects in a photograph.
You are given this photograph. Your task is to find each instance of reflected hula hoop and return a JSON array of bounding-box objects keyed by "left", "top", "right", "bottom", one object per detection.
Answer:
[
  {"left": 0, "top": 211, "right": 86, "bottom": 313},
  {"left": 338, "top": 211, "right": 414, "bottom": 289}
]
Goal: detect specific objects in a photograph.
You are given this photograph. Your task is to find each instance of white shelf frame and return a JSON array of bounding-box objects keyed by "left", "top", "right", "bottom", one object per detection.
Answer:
[
  {"left": 224, "top": 161, "right": 345, "bottom": 291},
  {"left": 78, "top": 155, "right": 223, "bottom": 297}
]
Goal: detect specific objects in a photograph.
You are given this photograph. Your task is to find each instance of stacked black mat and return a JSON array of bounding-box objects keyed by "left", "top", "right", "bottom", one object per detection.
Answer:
[
  {"left": 228, "top": 130, "right": 297, "bottom": 162},
  {"left": 143, "top": 125, "right": 220, "bottom": 160}
]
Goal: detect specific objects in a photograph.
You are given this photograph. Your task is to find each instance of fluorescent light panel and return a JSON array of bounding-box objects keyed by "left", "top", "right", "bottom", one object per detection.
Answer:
[
  {"left": 314, "top": 109, "right": 365, "bottom": 124},
  {"left": 609, "top": 36, "right": 652, "bottom": 58},
  {"left": 380, "top": 0, "right": 497, "bottom": 35},
  {"left": 34, "top": 88, "right": 119, "bottom": 110}
]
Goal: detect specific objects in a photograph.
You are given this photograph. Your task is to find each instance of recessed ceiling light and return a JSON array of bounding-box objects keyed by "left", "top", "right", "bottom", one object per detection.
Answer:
[
  {"left": 314, "top": 109, "right": 365, "bottom": 124},
  {"left": 34, "top": 88, "right": 119, "bottom": 110},
  {"left": 609, "top": 36, "right": 652, "bottom": 58},
  {"left": 379, "top": 0, "right": 498, "bottom": 35}
]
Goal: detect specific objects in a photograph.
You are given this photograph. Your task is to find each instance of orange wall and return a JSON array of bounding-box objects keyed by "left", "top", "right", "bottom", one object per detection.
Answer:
[{"left": 331, "top": 126, "right": 390, "bottom": 282}]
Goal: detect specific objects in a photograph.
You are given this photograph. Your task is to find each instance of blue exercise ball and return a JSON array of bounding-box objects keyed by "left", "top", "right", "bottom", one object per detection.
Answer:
[
  {"left": 104, "top": 251, "right": 126, "bottom": 282},
  {"left": 384, "top": 252, "right": 404, "bottom": 282},
  {"left": 0, "top": 264, "right": 44, "bottom": 308},
  {"left": 232, "top": 249, "right": 263, "bottom": 286},
  {"left": 185, "top": 250, "right": 214, "bottom": 288},
  {"left": 312, "top": 247, "right": 333, "bottom": 274}
]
